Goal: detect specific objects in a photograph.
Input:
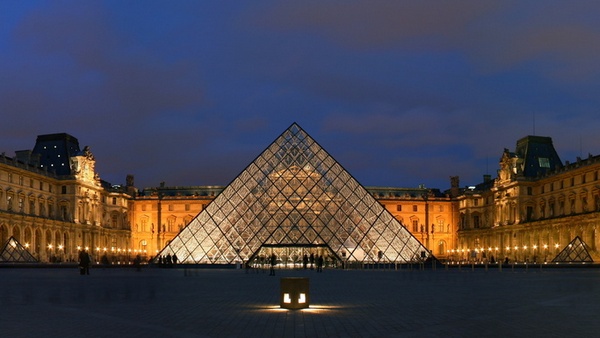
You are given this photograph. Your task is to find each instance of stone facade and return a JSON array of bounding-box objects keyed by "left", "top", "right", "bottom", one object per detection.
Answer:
[
  {"left": 456, "top": 136, "right": 600, "bottom": 263},
  {"left": 0, "top": 135, "right": 131, "bottom": 263},
  {"left": 4, "top": 132, "right": 599, "bottom": 264}
]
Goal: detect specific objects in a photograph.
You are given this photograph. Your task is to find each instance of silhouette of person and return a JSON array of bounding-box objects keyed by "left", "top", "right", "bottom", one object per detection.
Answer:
[
  {"left": 303, "top": 254, "right": 308, "bottom": 269},
  {"left": 317, "top": 255, "right": 324, "bottom": 272},
  {"left": 133, "top": 254, "right": 142, "bottom": 271},
  {"left": 172, "top": 253, "right": 178, "bottom": 265},
  {"left": 78, "top": 250, "right": 90, "bottom": 275},
  {"left": 269, "top": 253, "right": 277, "bottom": 276}
]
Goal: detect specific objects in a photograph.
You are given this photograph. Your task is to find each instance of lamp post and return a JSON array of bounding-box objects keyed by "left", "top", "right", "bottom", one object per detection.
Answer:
[{"left": 47, "top": 244, "right": 53, "bottom": 263}]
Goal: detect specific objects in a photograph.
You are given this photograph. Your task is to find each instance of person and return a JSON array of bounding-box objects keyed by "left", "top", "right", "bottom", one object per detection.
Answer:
[
  {"left": 309, "top": 253, "right": 315, "bottom": 270},
  {"left": 78, "top": 250, "right": 90, "bottom": 275},
  {"left": 172, "top": 253, "right": 178, "bottom": 265},
  {"left": 317, "top": 255, "right": 324, "bottom": 273},
  {"left": 133, "top": 254, "right": 142, "bottom": 272},
  {"left": 302, "top": 254, "right": 308, "bottom": 270},
  {"left": 269, "top": 253, "right": 277, "bottom": 276},
  {"left": 100, "top": 253, "right": 110, "bottom": 268}
]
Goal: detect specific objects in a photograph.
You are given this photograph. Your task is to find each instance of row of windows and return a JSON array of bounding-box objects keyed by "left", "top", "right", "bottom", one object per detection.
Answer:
[
  {"left": 3, "top": 194, "right": 70, "bottom": 220},
  {"left": 541, "top": 171, "right": 600, "bottom": 193},
  {"left": 396, "top": 204, "right": 445, "bottom": 212},
  {"left": 3, "top": 172, "right": 56, "bottom": 193},
  {"left": 410, "top": 219, "right": 450, "bottom": 233},
  {"left": 140, "top": 203, "right": 198, "bottom": 212}
]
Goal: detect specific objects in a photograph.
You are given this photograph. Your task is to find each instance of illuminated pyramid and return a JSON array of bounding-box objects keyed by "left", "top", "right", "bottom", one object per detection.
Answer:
[
  {"left": 159, "top": 123, "right": 431, "bottom": 265},
  {"left": 552, "top": 236, "right": 593, "bottom": 263},
  {"left": 0, "top": 236, "right": 38, "bottom": 263}
]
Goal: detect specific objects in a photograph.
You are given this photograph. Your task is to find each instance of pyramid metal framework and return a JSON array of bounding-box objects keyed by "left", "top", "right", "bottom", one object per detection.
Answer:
[
  {"left": 552, "top": 236, "right": 593, "bottom": 263},
  {"left": 0, "top": 236, "right": 38, "bottom": 263},
  {"left": 159, "top": 123, "right": 431, "bottom": 265}
]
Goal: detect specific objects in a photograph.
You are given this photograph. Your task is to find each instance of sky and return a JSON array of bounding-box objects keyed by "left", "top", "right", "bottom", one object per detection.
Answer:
[{"left": 1, "top": 1, "right": 600, "bottom": 191}]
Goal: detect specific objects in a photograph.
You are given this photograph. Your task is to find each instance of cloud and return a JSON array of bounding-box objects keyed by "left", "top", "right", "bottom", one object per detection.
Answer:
[
  {"left": 255, "top": 1, "right": 600, "bottom": 81},
  {"left": 7, "top": 1, "right": 205, "bottom": 123}
]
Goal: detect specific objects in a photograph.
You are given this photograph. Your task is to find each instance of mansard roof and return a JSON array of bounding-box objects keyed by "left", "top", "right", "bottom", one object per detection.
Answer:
[
  {"left": 515, "top": 135, "right": 563, "bottom": 178},
  {"left": 31, "top": 133, "right": 81, "bottom": 176}
]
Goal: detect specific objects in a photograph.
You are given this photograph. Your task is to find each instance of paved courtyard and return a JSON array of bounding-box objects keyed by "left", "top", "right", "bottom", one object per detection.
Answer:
[{"left": 1, "top": 265, "right": 599, "bottom": 337}]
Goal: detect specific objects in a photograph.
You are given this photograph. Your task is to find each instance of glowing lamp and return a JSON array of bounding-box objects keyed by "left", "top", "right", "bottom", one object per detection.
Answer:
[{"left": 280, "top": 277, "right": 310, "bottom": 309}]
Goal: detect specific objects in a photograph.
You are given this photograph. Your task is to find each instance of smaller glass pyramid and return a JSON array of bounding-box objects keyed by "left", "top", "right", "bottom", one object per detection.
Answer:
[
  {"left": 158, "top": 123, "right": 431, "bottom": 265},
  {"left": 0, "top": 236, "right": 38, "bottom": 263},
  {"left": 552, "top": 236, "right": 593, "bottom": 263}
]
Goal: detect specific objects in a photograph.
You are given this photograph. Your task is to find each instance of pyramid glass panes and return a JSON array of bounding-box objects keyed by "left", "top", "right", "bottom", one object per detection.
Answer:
[
  {"left": 159, "top": 123, "right": 431, "bottom": 265},
  {"left": 552, "top": 236, "right": 593, "bottom": 263},
  {"left": 0, "top": 236, "right": 38, "bottom": 263}
]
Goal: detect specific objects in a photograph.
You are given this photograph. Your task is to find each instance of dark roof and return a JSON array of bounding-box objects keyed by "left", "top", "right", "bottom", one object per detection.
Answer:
[
  {"left": 515, "top": 135, "right": 563, "bottom": 178},
  {"left": 31, "top": 133, "right": 81, "bottom": 176}
]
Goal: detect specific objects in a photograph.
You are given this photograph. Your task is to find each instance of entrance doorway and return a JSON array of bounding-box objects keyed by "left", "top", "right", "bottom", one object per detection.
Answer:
[{"left": 249, "top": 244, "right": 341, "bottom": 269}]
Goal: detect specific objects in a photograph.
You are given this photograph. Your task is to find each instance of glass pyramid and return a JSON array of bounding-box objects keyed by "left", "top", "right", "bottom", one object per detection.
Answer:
[
  {"left": 0, "top": 236, "right": 38, "bottom": 263},
  {"left": 159, "top": 123, "right": 431, "bottom": 265},
  {"left": 552, "top": 236, "right": 593, "bottom": 263}
]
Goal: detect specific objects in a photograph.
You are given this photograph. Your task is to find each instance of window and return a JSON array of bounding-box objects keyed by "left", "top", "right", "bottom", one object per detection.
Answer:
[
  {"left": 167, "top": 217, "right": 176, "bottom": 232},
  {"left": 141, "top": 204, "right": 146, "bottom": 211},
  {"left": 19, "top": 176, "right": 23, "bottom": 185},
  {"left": 112, "top": 197, "right": 117, "bottom": 205},
  {"left": 582, "top": 174, "right": 587, "bottom": 184},
  {"left": 473, "top": 199, "right": 479, "bottom": 206},
  {"left": 412, "top": 205, "right": 417, "bottom": 212},
  {"left": 538, "top": 157, "right": 550, "bottom": 168},
  {"left": 7, "top": 195, "right": 12, "bottom": 211},
  {"left": 412, "top": 220, "right": 418, "bottom": 233},
  {"left": 473, "top": 215, "right": 480, "bottom": 228},
  {"left": 396, "top": 205, "right": 402, "bottom": 212},
  {"left": 185, "top": 204, "right": 190, "bottom": 211},
  {"left": 438, "top": 205, "right": 443, "bottom": 212},
  {"left": 168, "top": 204, "right": 174, "bottom": 211},
  {"left": 527, "top": 187, "right": 533, "bottom": 195},
  {"left": 61, "top": 186, "right": 67, "bottom": 194},
  {"left": 39, "top": 181, "right": 43, "bottom": 190}
]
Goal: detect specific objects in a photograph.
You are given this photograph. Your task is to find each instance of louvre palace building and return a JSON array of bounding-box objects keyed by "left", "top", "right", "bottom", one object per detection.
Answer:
[{"left": 1, "top": 124, "right": 598, "bottom": 265}]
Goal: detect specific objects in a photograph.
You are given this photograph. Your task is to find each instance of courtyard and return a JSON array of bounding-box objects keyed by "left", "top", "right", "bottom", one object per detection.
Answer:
[{"left": 0, "top": 265, "right": 598, "bottom": 337}]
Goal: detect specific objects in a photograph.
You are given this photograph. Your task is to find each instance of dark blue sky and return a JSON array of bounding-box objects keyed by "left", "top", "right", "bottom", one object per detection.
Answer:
[{"left": 2, "top": 1, "right": 600, "bottom": 190}]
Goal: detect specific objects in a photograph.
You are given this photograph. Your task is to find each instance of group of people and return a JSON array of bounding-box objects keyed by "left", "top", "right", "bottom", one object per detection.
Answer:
[
  {"left": 156, "top": 253, "right": 178, "bottom": 267},
  {"left": 266, "top": 252, "right": 325, "bottom": 275},
  {"left": 77, "top": 250, "right": 144, "bottom": 274},
  {"left": 302, "top": 253, "right": 324, "bottom": 272}
]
